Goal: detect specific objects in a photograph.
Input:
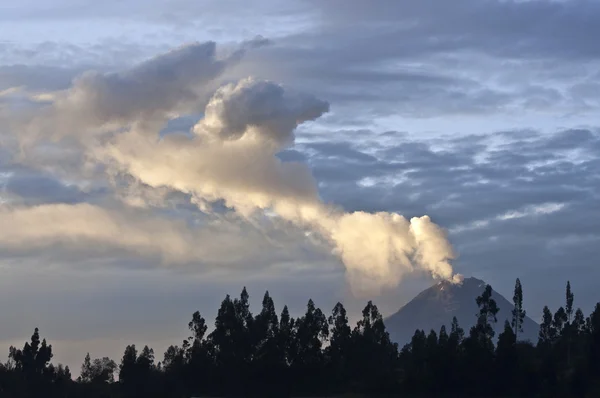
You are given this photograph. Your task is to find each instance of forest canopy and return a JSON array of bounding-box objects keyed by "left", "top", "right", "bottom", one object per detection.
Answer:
[{"left": 1, "top": 280, "right": 599, "bottom": 398}]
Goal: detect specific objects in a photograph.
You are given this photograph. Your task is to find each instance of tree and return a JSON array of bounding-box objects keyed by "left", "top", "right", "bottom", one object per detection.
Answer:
[
  {"left": 118, "top": 344, "right": 138, "bottom": 386},
  {"left": 162, "top": 345, "right": 186, "bottom": 372},
  {"left": 137, "top": 345, "right": 155, "bottom": 372},
  {"left": 79, "top": 353, "right": 117, "bottom": 384},
  {"left": 188, "top": 310, "right": 208, "bottom": 343},
  {"left": 512, "top": 278, "right": 526, "bottom": 341},
  {"left": 92, "top": 357, "right": 117, "bottom": 384},
  {"left": 9, "top": 328, "right": 53, "bottom": 377},
  {"left": 587, "top": 303, "right": 600, "bottom": 394},
  {"left": 573, "top": 308, "right": 586, "bottom": 335},
  {"left": 464, "top": 285, "right": 499, "bottom": 394},
  {"left": 233, "top": 287, "right": 255, "bottom": 365},
  {"left": 496, "top": 320, "right": 517, "bottom": 394},
  {"left": 5, "top": 281, "right": 600, "bottom": 398},
  {"left": 565, "top": 281, "right": 574, "bottom": 323},
  {"left": 351, "top": 301, "right": 398, "bottom": 394},
  {"left": 79, "top": 353, "right": 93, "bottom": 383},
  {"left": 7, "top": 328, "right": 55, "bottom": 396},
  {"left": 403, "top": 329, "right": 427, "bottom": 392},
  {"left": 254, "top": 291, "right": 280, "bottom": 363},
  {"left": 450, "top": 316, "right": 464, "bottom": 346},
  {"left": 553, "top": 306, "right": 567, "bottom": 337},
  {"left": 473, "top": 284, "right": 499, "bottom": 344},
  {"left": 206, "top": 288, "right": 256, "bottom": 395},
  {"left": 290, "top": 299, "right": 329, "bottom": 394},
  {"left": 327, "top": 302, "right": 352, "bottom": 390},
  {"left": 292, "top": 299, "right": 329, "bottom": 367},
  {"left": 539, "top": 306, "right": 554, "bottom": 346},
  {"left": 564, "top": 282, "right": 575, "bottom": 367},
  {"left": 278, "top": 305, "right": 295, "bottom": 366}
]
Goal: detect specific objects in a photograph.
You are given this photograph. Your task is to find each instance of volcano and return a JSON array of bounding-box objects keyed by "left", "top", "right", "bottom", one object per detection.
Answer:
[{"left": 384, "top": 277, "right": 539, "bottom": 346}]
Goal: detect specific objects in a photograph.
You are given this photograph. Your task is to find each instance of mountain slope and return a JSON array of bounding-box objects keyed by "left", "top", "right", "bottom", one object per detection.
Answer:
[{"left": 384, "top": 277, "right": 539, "bottom": 346}]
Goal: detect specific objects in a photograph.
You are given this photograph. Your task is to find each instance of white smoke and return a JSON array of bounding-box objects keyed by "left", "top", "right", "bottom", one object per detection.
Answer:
[
  {"left": 91, "top": 77, "right": 459, "bottom": 294},
  {"left": 4, "top": 42, "right": 460, "bottom": 295}
]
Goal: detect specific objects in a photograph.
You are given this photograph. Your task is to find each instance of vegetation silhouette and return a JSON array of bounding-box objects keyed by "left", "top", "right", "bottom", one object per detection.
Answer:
[{"left": 1, "top": 280, "right": 599, "bottom": 397}]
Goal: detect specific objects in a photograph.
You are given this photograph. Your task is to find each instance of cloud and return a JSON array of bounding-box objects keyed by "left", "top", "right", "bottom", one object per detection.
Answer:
[
  {"left": 0, "top": 199, "right": 339, "bottom": 277},
  {"left": 286, "top": 126, "right": 600, "bottom": 312},
  {"left": 204, "top": 0, "right": 600, "bottom": 124},
  {"left": 81, "top": 75, "right": 456, "bottom": 295},
  {"left": 0, "top": 203, "right": 202, "bottom": 262},
  {"left": 2, "top": 43, "right": 461, "bottom": 295},
  {"left": 18, "top": 41, "right": 246, "bottom": 144}
]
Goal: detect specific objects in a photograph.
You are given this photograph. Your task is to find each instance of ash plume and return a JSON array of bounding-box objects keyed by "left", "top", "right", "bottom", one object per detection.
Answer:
[{"left": 3, "top": 42, "right": 460, "bottom": 295}]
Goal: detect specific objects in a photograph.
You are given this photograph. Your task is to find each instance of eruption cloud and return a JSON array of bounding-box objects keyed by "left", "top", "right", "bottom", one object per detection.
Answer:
[
  {"left": 94, "top": 77, "right": 459, "bottom": 295},
  {"left": 5, "top": 42, "right": 460, "bottom": 295}
]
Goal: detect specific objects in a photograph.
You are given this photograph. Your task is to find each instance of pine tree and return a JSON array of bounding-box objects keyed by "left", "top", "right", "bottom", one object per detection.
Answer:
[{"left": 511, "top": 278, "right": 526, "bottom": 341}]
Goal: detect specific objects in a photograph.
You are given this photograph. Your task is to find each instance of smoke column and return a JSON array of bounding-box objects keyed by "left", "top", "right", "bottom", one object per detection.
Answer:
[
  {"left": 95, "top": 77, "right": 459, "bottom": 294},
  {"left": 11, "top": 42, "right": 460, "bottom": 295}
]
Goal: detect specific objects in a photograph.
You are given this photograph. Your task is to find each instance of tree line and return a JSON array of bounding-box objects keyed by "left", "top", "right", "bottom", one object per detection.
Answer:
[{"left": 0, "top": 279, "right": 599, "bottom": 397}]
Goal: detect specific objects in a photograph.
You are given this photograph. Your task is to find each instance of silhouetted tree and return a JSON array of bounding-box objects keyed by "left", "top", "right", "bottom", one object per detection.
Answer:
[
  {"left": 587, "top": 303, "right": 600, "bottom": 395},
  {"left": 252, "top": 291, "right": 283, "bottom": 395},
  {"left": 278, "top": 305, "right": 294, "bottom": 365},
  {"left": 208, "top": 288, "right": 255, "bottom": 395},
  {"left": 290, "top": 299, "right": 328, "bottom": 394},
  {"left": 119, "top": 344, "right": 138, "bottom": 397},
  {"left": 512, "top": 278, "right": 526, "bottom": 341},
  {"left": 3, "top": 281, "right": 600, "bottom": 398},
  {"left": 539, "top": 306, "right": 554, "bottom": 346},
  {"left": 553, "top": 306, "right": 567, "bottom": 337},
  {"left": 183, "top": 310, "right": 211, "bottom": 396},
  {"left": 496, "top": 320, "right": 517, "bottom": 395},
  {"left": 79, "top": 353, "right": 117, "bottom": 384},
  {"left": 351, "top": 301, "right": 398, "bottom": 393},
  {"left": 326, "top": 302, "right": 351, "bottom": 392},
  {"left": 464, "top": 284, "right": 499, "bottom": 394}
]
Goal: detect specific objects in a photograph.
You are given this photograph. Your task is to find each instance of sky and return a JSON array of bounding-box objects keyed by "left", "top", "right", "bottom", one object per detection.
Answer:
[{"left": 1, "top": 0, "right": 599, "bottom": 373}]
